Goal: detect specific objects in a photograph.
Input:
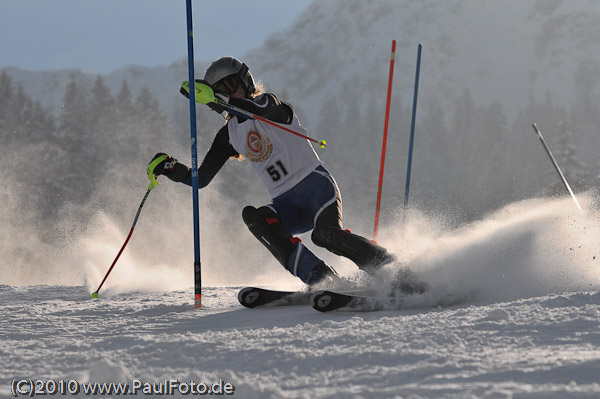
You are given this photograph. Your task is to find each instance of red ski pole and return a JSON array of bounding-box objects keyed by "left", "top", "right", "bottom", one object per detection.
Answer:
[
  {"left": 91, "top": 155, "right": 167, "bottom": 298},
  {"left": 181, "top": 81, "right": 328, "bottom": 149}
]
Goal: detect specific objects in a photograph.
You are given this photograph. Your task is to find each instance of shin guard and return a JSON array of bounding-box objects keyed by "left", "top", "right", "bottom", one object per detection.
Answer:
[
  {"left": 311, "top": 227, "right": 395, "bottom": 272},
  {"left": 242, "top": 206, "right": 295, "bottom": 266},
  {"left": 242, "top": 206, "right": 328, "bottom": 283}
]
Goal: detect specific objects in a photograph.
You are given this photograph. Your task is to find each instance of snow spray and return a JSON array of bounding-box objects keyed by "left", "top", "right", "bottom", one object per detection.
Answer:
[{"left": 379, "top": 194, "right": 600, "bottom": 307}]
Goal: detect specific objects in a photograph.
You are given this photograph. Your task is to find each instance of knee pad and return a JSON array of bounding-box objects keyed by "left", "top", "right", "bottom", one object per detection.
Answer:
[
  {"left": 242, "top": 205, "right": 280, "bottom": 228},
  {"left": 242, "top": 205, "right": 295, "bottom": 266}
]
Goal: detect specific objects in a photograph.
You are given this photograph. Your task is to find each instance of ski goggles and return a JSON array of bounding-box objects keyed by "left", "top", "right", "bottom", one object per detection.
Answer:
[{"left": 214, "top": 75, "right": 242, "bottom": 95}]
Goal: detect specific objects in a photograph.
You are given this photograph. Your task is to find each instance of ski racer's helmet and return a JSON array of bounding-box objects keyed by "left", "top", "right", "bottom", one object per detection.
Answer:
[{"left": 203, "top": 56, "right": 256, "bottom": 96}]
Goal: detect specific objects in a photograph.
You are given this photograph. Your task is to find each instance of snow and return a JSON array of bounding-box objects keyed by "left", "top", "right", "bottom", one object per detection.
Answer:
[
  {"left": 3, "top": 290, "right": 600, "bottom": 398},
  {"left": 3, "top": 196, "right": 600, "bottom": 398}
]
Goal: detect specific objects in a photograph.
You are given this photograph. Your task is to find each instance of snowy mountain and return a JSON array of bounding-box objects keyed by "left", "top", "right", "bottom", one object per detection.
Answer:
[
  {"left": 9, "top": 1, "right": 600, "bottom": 125},
  {"left": 245, "top": 0, "right": 600, "bottom": 117}
]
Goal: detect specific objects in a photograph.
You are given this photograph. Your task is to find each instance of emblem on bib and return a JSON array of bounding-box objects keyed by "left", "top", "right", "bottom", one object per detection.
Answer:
[{"left": 246, "top": 131, "right": 273, "bottom": 162}]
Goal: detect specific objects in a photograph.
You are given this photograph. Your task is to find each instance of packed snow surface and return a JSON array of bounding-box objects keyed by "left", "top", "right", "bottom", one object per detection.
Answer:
[{"left": 3, "top": 196, "right": 600, "bottom": 398}]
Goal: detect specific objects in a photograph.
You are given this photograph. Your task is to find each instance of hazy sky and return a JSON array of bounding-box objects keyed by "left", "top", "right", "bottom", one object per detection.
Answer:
[{"left": 0, "top": 0, "right": 312, "bottom": 74}]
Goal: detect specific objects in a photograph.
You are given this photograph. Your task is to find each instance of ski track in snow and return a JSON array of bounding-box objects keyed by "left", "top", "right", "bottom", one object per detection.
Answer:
[{"left": 3, "top": 197, "right": 600, "bottom": 398}]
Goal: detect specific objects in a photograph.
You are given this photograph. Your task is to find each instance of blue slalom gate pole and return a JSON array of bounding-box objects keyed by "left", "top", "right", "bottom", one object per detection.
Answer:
[
  {"left": 185, "top": 0, "right": 202, "bottom": 308},
  {"left": 403, "top": 43, "right": 422, "bottom": 210}
]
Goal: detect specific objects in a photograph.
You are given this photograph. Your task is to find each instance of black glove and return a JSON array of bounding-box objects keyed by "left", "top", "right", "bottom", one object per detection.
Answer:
[
  {"left": 207, "top": 101, "right": 227, "bottom": 115},
  {"left": 149, "top": 152, "right": 190, "bottom": 182},
  {"left": 209, "top": 91, "right": 229, "bottom": 114}
]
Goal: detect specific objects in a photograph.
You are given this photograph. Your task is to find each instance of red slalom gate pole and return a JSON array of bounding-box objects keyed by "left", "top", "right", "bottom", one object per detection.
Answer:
[{"left": 373, "top": 40, "right": 396, "bottom": 242}]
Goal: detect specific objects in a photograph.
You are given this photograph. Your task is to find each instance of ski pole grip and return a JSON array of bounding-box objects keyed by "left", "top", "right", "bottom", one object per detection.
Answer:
[
  {"left": 193, "top": 81, "right": 216, "bottom": 104},
  {"left": 180, "top": 81, "right": 216, "bottom": 104},
  {"left": 146, "top": 154, "right": 169, "bottom": 190}
]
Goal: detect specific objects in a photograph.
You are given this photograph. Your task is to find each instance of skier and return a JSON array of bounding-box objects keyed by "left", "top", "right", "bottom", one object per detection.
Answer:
[{"left": 149, "top": 56, "right": 395, "bottom": 287}]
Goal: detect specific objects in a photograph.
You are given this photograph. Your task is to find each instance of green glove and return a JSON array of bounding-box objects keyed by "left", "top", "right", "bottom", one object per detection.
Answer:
[
  {"left": 180, "top": 80, "right": 216, "bottom": 104},
  {"left": 146, "top": 153, "right": 169, "bottom": 190}
]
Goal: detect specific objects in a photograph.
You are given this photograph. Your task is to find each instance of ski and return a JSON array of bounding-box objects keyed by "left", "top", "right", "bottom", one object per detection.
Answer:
[
  {"left": 310, "top": 269, "right": 430, "bottom": 312},
  {"left": 239, "top": 269, "right": 432, "bottom": 311},
  {"left": 310, "top": 290, "right": 388, "bottom": 312},
  {"left": 310, "top": 288, "right": 469, "bottom": 312},
  {"left": 237, "top": 287, "right": 311, "bottom": 308}
]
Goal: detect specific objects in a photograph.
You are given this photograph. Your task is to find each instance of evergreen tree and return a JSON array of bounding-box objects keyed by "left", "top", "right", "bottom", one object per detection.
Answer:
[
  {"left": 89, "top": 75, "right": 115, "bottom": 133},
  {"left": 0, "top": 73, "right": 55, "bottom": 149},
  {"left": 59, "top": 73, "right": 88, "bottom": 140},
  {"left": 58, "top": 73, "right": 92, "bottom": 203},
  {"left": 0, "top": 71, "right": 15, "bottom": 144},
  {"left": 115, "top": 80, "right": 135, "bottom": 120},
  {"left": 416, "top": 100, "right": 458, "bottom": 215},
  {"left": 552, "top": 120, "right": 588, "bottom": 191},
  {"left": 112, "top": 80, "right": 138, "bottom": 159},
  {"left": 0, "top": 71, "right": 59, "bottom": 223},
  {"left": 88, "top": 75, "right": 116, "bottom": 179},
  {"left": 452, "top": 89, "right": 475, "bottom": 140},
  {"left": 472, "top": 100, "right": 511, "bottom": 211},
  {"left": 134, "top": 86, "right": 169, "bottom": 155},
  {"left": 3, "top": 84, "right": 31, "bottom": 146},
  {"left": 28, "top": 100, "right": 55, "bottom": 142},
  {"left": 14, "top": 84, "right": 55, "bottom": 146},
  {"left": 0, "top": 71, "right": 13, "bottom": 107},
  {"left": 555, "top": 121, "right": 585, "bottom": 174}
]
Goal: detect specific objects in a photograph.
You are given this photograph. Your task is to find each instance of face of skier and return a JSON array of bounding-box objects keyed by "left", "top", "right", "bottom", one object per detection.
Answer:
[
  {"left": 215, "top": 75, "right": 246, "bottom": 99},
  {"left": 230, "top": 84, "right": 245, "bottom": 99}
]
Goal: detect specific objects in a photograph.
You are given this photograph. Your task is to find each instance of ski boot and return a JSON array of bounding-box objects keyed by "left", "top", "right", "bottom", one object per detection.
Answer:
[{"left": 390, "top": 267, "right": 429, "bottom": 296}]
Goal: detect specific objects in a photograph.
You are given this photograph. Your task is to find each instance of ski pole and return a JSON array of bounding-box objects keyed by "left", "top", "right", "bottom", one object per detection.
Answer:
[
  {"left": 181, "top": 81, "right": 327, "bottom": 148},
  {"left": 91, "top": 154, "right": 168, "bottom": 298},
  {"left": 531, "top": 123, "right": 583, "bottom": 212},
  {"left": 373, "top": 40, "right": 397, "bottom": 242}
]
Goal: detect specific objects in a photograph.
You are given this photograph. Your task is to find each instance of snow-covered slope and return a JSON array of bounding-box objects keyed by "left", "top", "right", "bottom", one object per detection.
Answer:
[
  {"left": 9, "top": 193, "right": 589, "bottom": 398},
  {"left": 2, "top": 287, "right": 600, "bottom": 398},
  {"left": 4, "top": 191, "right": 600, "bottom": 397}
]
